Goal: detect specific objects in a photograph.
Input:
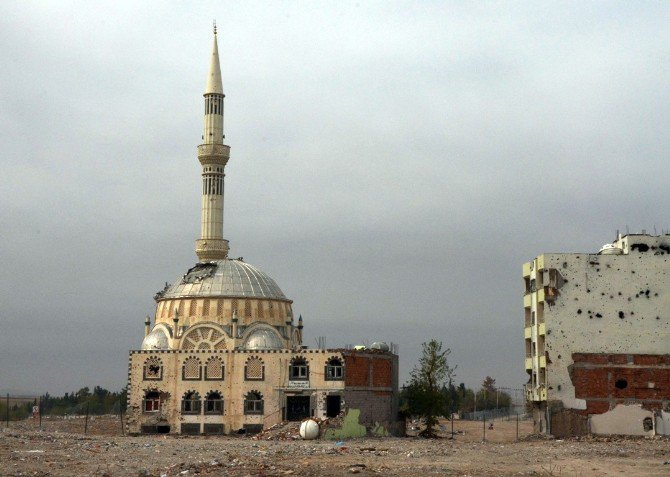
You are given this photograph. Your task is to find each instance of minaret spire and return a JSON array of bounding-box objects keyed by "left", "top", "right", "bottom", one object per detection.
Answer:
[{"left": 195, "top": 25, "right": 230, "bottom": 262}]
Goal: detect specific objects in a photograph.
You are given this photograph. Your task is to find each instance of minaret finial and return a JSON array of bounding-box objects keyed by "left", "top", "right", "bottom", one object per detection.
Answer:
[{"left": 213, "top": 20, "right": 217, "bottom": 35}]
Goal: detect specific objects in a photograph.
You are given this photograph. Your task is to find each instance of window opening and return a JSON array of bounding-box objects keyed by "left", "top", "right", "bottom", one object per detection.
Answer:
[
  {"left": 204, "top": 391, "right": 223, "bottom": 414},
  {"left": 244, "top": 391, "right": 264, "bottom": 415},
  {"left": 289, "top": 357, "right": 309, "bottom": 380},
  {"left": 325, "top": 357, "right": 344, "bottom": 380},
  {"left": 143, "top": 391, "right": 161, "bottom": 412},
  {"left": 181, "top": 391, "right": 201, "bottom": 414}
]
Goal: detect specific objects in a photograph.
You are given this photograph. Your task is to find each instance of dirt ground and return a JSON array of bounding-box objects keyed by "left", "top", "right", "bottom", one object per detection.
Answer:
[{"left": 1, "top": 417, "right": 669, "bottom": 476}]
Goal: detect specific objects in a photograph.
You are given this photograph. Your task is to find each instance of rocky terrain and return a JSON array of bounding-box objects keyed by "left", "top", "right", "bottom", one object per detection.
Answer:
[{"left": 1, "top": 417, "right": 669, "bottom": 476}]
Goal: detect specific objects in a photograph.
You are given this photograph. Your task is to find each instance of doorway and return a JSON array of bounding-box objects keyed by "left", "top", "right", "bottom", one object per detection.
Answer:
[
  {"left": 326, "top": 395, "right": 341, "bottom": 418},
  {"left": 286, "top": 395, "right": 311, "bottom": 421}
]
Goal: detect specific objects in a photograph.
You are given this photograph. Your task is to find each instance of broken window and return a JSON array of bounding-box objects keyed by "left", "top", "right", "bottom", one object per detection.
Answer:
[
  {"left": 245, "top": 357, "right": 264, "bottom": 380},
  {"left": 244, "top": 391, "right": 264, "bottom": 415},
  {"left": 205, "top": 357, "right": 224, "bottom": 380},
  {"left": 143, "top": 391, "right": 161, "bottom": 413},
  {"left": 143, "top": 357, "right": 163, "bottom": 380},
  {"left": 204, "top": 391, "right": 223, "bottom": 415},
  {"left": 325, "top": 357, "right": 344, "bottom": 380},
  {"left": 182, "top": 357, "right": 201, "bottom": 380},
  {"left": 181, "top": 391, "right": 201, "bottom": 415},
  {"left": 289, "top": 357, "right": 309, "bottom": 381},
  {"left": 643, "top": 417, "right": 653, "bottom": 431}
]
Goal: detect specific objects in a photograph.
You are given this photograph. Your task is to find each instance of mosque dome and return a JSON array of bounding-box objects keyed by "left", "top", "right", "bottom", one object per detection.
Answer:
[
  {"left": 243, "top": 328, "right": 284, "bottom": 350},
  {"left": 141, "top": 327, "right": 170, "bottom": 350},
  {"left": 156, "top": 259, "right": 288, "bottom": 301}
]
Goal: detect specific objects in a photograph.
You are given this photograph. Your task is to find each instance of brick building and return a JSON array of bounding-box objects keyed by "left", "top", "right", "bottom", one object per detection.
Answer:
[
  {"left": 126, "top": 28, "right": 399, "bottom": 435},
  {"left": 523, "top": 233, "right": 670, "bottom": 437}
]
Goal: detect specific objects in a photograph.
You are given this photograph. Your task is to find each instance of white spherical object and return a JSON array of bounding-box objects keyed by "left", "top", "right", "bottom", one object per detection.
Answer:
[{"left": 299, "top": 419, "right": 319, "bottom": 440}]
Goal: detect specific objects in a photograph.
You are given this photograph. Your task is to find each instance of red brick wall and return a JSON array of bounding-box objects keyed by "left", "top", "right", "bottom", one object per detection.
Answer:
[
  {"left": 343, "top": 352, "right": 394, "bottom": 388},
  {"left": 569, "top": 353, "right": 670, "bottom": 413},
  {"left": 343, "top": 355, "right": 369, "bottom": 387},
  {"left": 372, "top": 359, "right": 392, "bottom": 387}
]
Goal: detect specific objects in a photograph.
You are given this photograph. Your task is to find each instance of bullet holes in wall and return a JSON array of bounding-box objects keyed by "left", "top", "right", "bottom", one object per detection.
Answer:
[{"left": 615, "top": 379, "right": 628, "bottom": 390}]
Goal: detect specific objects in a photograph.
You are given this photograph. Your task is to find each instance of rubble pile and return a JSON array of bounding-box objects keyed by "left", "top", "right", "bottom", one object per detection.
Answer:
[
  {"left": 251, "top": 415, "right": 346, "bottom": 441},
  {"left": 2, "top": 419, "right": 669, "bottom": 477}
]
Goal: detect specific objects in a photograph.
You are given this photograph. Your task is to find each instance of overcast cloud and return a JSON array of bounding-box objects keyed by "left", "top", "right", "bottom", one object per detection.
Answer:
[{"left": 1, "top": 1, "right": 668, "bottom": 395}]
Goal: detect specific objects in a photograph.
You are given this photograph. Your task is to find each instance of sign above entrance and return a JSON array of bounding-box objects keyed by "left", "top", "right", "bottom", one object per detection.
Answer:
[{"left": 287, "top": 380, "right": 310, "bottom": 389}]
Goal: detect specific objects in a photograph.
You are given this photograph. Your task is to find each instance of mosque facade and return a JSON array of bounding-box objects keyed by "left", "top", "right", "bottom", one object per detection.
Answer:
[{"left": 126, "top": 29, "right": 399, "bottom": 435}]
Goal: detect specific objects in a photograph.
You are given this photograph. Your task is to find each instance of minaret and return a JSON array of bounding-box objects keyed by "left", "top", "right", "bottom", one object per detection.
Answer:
[{"left": 195, "top": 23, "right": 231, "bottom": 262}]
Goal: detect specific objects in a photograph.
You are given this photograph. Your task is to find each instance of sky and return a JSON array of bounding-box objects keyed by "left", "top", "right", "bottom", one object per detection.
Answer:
[{"left": 1, "top": 1, "right": 668, "bottom": 396}]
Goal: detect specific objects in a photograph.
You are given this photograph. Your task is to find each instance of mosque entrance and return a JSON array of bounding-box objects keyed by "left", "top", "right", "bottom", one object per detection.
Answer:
[{"left": 286, "top": 396, "right": 310, "bottom": 421}]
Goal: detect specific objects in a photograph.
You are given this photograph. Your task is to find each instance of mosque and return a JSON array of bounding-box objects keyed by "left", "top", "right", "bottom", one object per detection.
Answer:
[{"left": 126, "top": 28, "right": 399, "bottom": 435}]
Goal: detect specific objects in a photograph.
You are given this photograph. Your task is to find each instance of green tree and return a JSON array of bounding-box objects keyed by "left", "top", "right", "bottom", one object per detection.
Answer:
[
  {"left": 475, "top": 376, "right": 512, "bottom": 411},
  {"left": 403, "top": 340, "right": 456, "bottom": 437}
]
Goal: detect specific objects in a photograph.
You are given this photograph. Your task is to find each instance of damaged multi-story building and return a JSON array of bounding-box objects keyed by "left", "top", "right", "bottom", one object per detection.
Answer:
[
  {"left": 126, "top": 27, "right": 399, "bottom": 435},
  {"left": 523, "top": 232, "right": 670, "bottom": 437}
]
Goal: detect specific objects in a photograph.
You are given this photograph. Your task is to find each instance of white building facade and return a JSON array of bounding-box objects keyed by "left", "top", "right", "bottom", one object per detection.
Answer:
[{"left": 524, "top": 233, "right": 670, "bottom": 437}]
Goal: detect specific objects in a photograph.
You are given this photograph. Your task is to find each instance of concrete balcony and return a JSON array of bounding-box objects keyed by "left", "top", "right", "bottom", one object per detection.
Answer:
[
  {"left": 524, "top": 327, "right": 532, "bottom": 339},
  {"left": 525, "top": 357, "right": 533, "bottom": 370},
  {"left": 523, "top": 262, "right": 532, "bottom": 278},
  {"left": 539, "top": 355, "right": 547, "bottom": 368},
  {"left": 523, "top": 294, "right": 532, "bottom": 308},
  {"left": 537, "top": 288, "right": 545, "bottom": 303},
  {"left": 538, "top": 323, "right": 546, "bottom": 336}
]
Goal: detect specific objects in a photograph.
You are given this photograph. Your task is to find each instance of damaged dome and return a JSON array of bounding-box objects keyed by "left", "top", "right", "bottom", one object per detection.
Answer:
[
  {"left": 141, "top": 328, "right": 170, "bottom": 350},
  {"left": 243, "top": 328, "right": 284, "bottom": 350},
  {"left": 156, "top": 259, "right": 287, "bottom": 301}
]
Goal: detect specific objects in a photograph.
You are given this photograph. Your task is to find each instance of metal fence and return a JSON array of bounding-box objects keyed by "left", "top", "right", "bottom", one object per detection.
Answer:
[{"left": 460, "top": 408, "right": 518, "bottom": 421}]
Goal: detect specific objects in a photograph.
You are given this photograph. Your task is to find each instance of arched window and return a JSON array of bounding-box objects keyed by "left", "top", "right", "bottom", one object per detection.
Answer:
[
  {"left": 325, "top": 357, "right": 344, "bottom": 381},
  {"left": 245, "top": 357, "right": 264, "bottom": 381},
  {"left": 181, "top": 391, "right": 201, "bottom": 414},
  {"left": 244, "top": 391, "right": 263, "bottom": 415},
  {"left": 182, "top": 357, "right": 202, "bottom": 380},
  {"left": 205, "top": 357, "right": 224, "bottom": 380},
  {"left": 204, "top": 391, "right": 223, "bottom": 415},
  {"left": 143, "top": 390, "right": 161, "bottom": 412},
  {"left": 289, "top": 356, "right": 309, "bottom": 381},
  {"left": 143, "top": 357, "right": 163, "bottom": 380}
]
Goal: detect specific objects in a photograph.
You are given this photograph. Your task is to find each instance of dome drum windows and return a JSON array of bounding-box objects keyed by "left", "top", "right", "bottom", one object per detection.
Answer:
[
  {"left": 244, "top": 391, "right": 264, "bottom": 415},
  {"left": 204, "top": 391, "right": 223, "bottom": 415},
  {"left": 325, "top": 357, "right": 344, "bottom": 381},
  {"left": 182, "top": 357, "right": 202, "bottom": 381},
  {"left": 245, "top": 357, "right": 265, "bottom": 381},
  {"left": 181, "top": 391, "right": 201, "bottom": 415},
  {"left": 205, "top": 357, "right": 224, "bottom": 380},
  {"left": 143, "top": 357, "right": 163, "bottom": 381},
  {"left": 289, "top": 357, "right": 309, "bottom": 381}
]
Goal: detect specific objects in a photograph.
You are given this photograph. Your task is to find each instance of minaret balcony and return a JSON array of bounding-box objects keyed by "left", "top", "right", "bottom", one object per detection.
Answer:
[{"left": 198, "top": 144, "right": 230, "bottom": 166}]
